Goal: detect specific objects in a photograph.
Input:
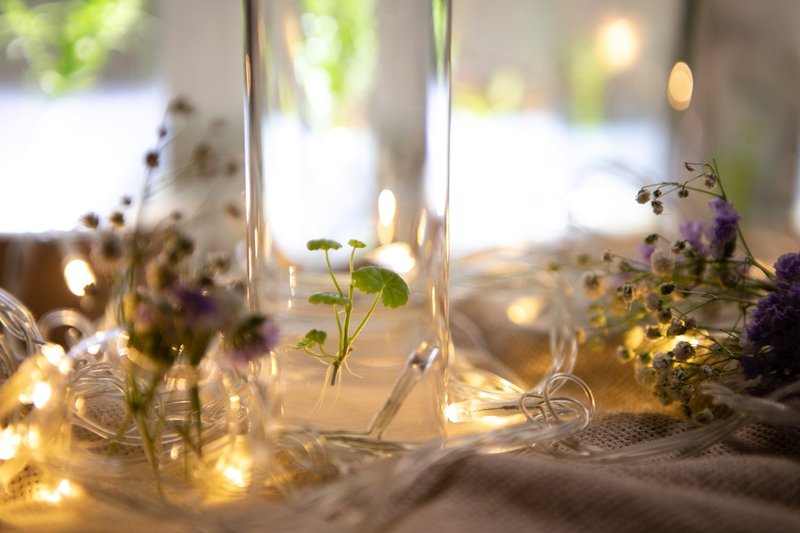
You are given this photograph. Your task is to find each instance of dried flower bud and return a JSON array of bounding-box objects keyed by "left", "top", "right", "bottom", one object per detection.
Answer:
[
  {"left": 653, "top": 189, "right": 662, "bottom": 198},
  {"left": 644, "top": 293, "right": 661, "bottom": 312},
  {"left": 80, "top": 212, "right": 100, "bottom": 229},
  {"left": 684, "top": 162, "right": 695, "bottom": 171},
  {"left": 651, "top": 200, "right": 664, "bottom": 215},
  {"left": 652, "top": 352, "right": 672, "bottom": 370},
  {"left": 644, "top": 234, "right": 659, "bottom": 245},
  {"left": 545, "top": 261, "right": 561, "bottom": 272},
  {"left": 657, "top": 307, "right": 672, "bottom": 324},
  {"left": 667, "top": 318, "right": 686, "bottom": 336},
  {"left": 590, "top": 313, "right": 607, "bottom": 328},
  {"left": 685, "top": 317, "right": 697, "bottom": 330},
  {"left": 602, "top": 250, "right": 613, "bottom": 262},
  {"left": 636, "top": 189, "right": 651, "bottom": 204},
  {"left": 109, "top": 211, "right": 125, "bottom": 228},
  {"left": 146, "top": 260, "right": 177, "bottom": 290},
  {"left": 701, "top": 364, "right": 716, "bottom": 378},
  {"left": 168, "top": 97, "right": 194, "bottom": 115},
  {"left": 671, "top": 240, "right": 686, "bottom": 254},
  {"left": 720, "top": 268, "right": 742, "bottom": 288},
  {"left": 193, "top": 143, "right": 215, "bottom": 175},
  {"left": 225, "top": 204, "right": 242, "bottom": 219},
  {"left": 120, "top": 196, "right": 132, "bottom": 207},
  {"left": 678, "top": 188, "right": 689, "bottom": 198},
  {"left": 659, "top": 281, "right": 676, "bottom": 295},
  {"left": 582, "top": 272, "right": 604, "bottom": 298},
  {"left": 158, "top": 126, "right": 168, "bottom": 138},
  {"left": 668, "top": 368, "right": 687, "bottom": 387},
  {"left": 651, "top": 249, "right": 675, "bottom": 277},
  {"left": 645, "top": 325, "right": 662, "bottom": 339},
  {"left": 83, "top": 282, "right": 99, "bottom": 297},
  {"left": 672, "top": 341, "right": 696, "bottom": 360},
  {"left": 145, "top": 150, "right": 160, "bottom": 169},
  {"left": 96, "top": 233, "right": 123, "bottom": 267},
  {"left": 703, "top": 172, "right": 717, "bottom": 188},
  {"left": 693, "top": 408, "right": 714, "bottom": 424},
  {"left": 621, "top": 283, "right": 634, "bottom": 303},
  {"left": 616, "top": 346, "right": 634, "bottom": 361},
  {"left": 225, "top": 160, "right": 240, "bottom": 176}
]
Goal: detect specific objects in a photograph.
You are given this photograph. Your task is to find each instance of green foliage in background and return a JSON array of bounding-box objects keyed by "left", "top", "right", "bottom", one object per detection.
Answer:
[
  {"left": 0, "top": 0, "right": 145, "bottom": 96},
  {"left": 298, "top": 0, "right": 375, "bottom": 119}
]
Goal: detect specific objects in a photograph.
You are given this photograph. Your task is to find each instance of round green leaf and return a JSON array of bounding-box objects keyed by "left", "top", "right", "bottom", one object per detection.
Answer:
[
  {"left": 309, "top": 292, "right": 350, "bottom": 306},
  {"left": 348, "top": 239, "right": 366, "bottom": 249},
  {"left": 307, "top": 239, "right": 342, "bottom": 251},
  {"left": 352, "top": 266, "right": 410, "bottom": 308},
  {"left": 294, "top": 328, "right": 327, "bottom": 349}
]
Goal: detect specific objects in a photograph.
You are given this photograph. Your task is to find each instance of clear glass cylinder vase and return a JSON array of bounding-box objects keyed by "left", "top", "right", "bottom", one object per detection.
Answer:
[{"left": 243, "top": 0, "right": 451, "bottom": 443}]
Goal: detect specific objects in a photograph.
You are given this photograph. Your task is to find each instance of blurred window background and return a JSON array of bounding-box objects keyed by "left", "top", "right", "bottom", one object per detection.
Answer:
[{"left": 0, "top": 0, "right": 798, "bottom": 314}]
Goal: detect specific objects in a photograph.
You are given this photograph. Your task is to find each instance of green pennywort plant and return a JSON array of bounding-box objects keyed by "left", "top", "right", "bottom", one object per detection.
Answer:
[{"left": 293, "top": 239, "right": 410, "bottom": 386}]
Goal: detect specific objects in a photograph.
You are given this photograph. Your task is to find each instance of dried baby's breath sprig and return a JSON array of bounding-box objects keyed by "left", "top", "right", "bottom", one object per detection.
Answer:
[
  {"left": 574, "top": 161, "right": 799, "bottom": 421},
  {"left": 79, "top": 99, "right": 278, "bottom": 484}
]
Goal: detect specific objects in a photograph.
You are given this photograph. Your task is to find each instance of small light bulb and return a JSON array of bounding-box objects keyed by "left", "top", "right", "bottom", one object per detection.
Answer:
[{"left": 32, "top": 381, "right": 53, "bottom": 409}]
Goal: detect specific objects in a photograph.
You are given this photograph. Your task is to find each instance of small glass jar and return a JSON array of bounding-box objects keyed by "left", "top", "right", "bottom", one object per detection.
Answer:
[{"left": 243, "top": 0, "right": 452, "bottom": 444}]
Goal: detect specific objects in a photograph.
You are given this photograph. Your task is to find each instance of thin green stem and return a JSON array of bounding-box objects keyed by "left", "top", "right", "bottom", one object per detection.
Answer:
[
  {"left": 325, "top": 250, "right": 344, "bottom": 296},
  {"left": 348, "top": 292, "right": 382, "bottom": 348},
  {"left": 189, "top": 383, "right": 202, "bottom": 456}
]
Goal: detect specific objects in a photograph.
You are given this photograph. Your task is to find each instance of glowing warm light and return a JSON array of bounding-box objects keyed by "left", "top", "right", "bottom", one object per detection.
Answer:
[
  {"left": 369, "top": 242, "right": 416, "bottom": 273},
  {"left": 230, "top": 394, "right": 241, "bottom": 413},
  {"left": 63, "top": 257, "right": 96, "bottom": 297},
  {"left": 223, "top": 465, "right": 247, "bottom": 488},
  {"left": 668, "top": 61, "right": 693, "bottom": 111},
  {"left": 378, "top": 189, "right": 396, "bottom": 226},
  {"left": 26, "top": 426, "right": 42, "bottom": 450},
  {"left": 170, "top": 444, "right": 181, "bottom": 461},
  {"left": 479, "top": 415, "right": 516, "bottom": 427},
  {"left": 416, "top": 209, "right": 428, "bottom": 247},
  {"left": 597, "top": 18, "right": 640, "bottom": 73},
  {"left": 32, "top": 381, "right": 53, "bottom": 409},
  {"left": 42, "top": 343, "right": 72, "bottom": 375},
  {"left": 0, "top": 426, "right": 22, "bottom": 460},
  {"left": 42, "top": 343, "right": 65, "bottom": 366},
  {"left": 216, "top": 442, "right": 253, "bottom": 490},
  {"left": 445, "top": 402, "right": 463, "bottom": 423},
  {"left": 74, "top": 396, "right": 86, "bottom": 416},
  {"left": 377, "top": 188, "right": 397, "bottom": 244},
  {"left": 506, "top": 297, "right": 544, "bottom": 326},
  {"left": 446, "top": 400, "right": 522, "bottom": 426},
  {"left": 34, "top": 479, "right": 79, "bottom": 504}
]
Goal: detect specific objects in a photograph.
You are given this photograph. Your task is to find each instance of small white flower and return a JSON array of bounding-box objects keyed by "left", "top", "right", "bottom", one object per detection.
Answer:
[
  {"left": 581, "top": 272, "right": 605, "bottom": 298},
  {"left": 650, "top": 249, "right": 675, "bottom": 277},
  {"left": 672, "top": 341, "right": 695, "bottom": 360},
  {"left": 652, "top": 351, "right": 672, "bottom": 369}
]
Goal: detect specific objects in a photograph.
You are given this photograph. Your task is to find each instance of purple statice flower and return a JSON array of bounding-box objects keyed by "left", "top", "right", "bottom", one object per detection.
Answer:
[
  {"left": 219, "top": 315, "right": 280, "bottom": 370},
  {"left": 679, "top": 221, "right": 706, "bottom": 256},
  {"left": 774, "top": 252, "right": 800, "bottom": 287},
  {"left": 741, "top": 283, "right": 800, "bottom": 395},
  {"left": 638, "top": 243, "right": 656, "bottom": 262},
  {"left": 133, "top": 301, "right": 156, "bottom": 332},
  {"left": 170, "top": 285, "right": 223, "bottom": 333},
  {"left": 706, "top": 198, "right": 740, "bottom": 260}
]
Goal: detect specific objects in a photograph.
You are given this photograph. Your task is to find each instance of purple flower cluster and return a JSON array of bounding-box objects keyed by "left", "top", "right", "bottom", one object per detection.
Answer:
[
  {"left": 679, "top": 221, "right": 706, "bottom": 256},
  {"left": 707, "top": 198, "right": 740, "bottom": 260},
  {"left": 774, "top": 252, "right": 800, "bottom": 287},
  {"left": 220, "top": 315, "right": 280, "bottom": 370},
  {"left": 741, "top": 253, "right": 800, "bottom": 395}
]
